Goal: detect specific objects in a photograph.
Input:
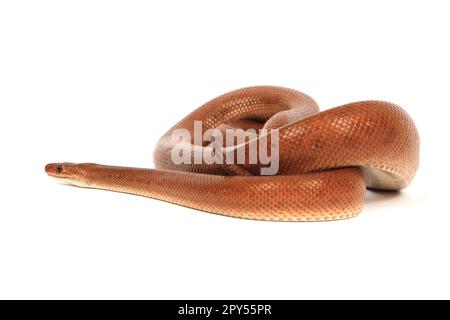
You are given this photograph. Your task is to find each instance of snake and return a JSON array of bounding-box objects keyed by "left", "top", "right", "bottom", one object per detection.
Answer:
[{"left": 45, "top": 86, "right": 419, "bottom": 221}]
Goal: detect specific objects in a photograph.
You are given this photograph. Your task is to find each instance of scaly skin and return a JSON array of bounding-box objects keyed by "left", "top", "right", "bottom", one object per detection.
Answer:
[{"left": 45, "top": 86, "right": 419, "bottom": 221}]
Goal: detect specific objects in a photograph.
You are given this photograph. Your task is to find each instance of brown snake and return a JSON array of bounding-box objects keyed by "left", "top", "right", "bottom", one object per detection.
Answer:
[{"left": 45, "top": 86, "right": 419, "bottom": 221}]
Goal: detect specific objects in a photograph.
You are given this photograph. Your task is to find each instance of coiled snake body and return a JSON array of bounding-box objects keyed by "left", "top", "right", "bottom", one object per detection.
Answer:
[{"left": 45, "top": 86, "right": 419, "bottom": 221}]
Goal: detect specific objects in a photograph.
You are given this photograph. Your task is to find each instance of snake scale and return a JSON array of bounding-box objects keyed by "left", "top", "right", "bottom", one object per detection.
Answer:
[{"left": 45, "top": 86, "right": 419, "bottom": 221}]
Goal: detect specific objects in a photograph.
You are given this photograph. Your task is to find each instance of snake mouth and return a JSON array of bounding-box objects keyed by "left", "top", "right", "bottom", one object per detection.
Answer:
[{"left": 45, "top": 163, "right": 61, "bottom": 177}]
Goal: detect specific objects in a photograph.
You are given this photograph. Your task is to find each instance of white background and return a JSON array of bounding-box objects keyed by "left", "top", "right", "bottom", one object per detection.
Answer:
[{"left": 0, "top": 0, "right": 448, "bottom": 299}]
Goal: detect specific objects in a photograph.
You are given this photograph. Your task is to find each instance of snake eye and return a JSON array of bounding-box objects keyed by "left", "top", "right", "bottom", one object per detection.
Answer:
[{"left": 56, "top": 164, "right": 63, "bottom": 173}]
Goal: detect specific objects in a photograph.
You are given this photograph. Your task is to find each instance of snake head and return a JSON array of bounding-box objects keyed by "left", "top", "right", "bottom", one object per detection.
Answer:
[{"left": 45, "top": 162, "right": 89, "bottom": 186}]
